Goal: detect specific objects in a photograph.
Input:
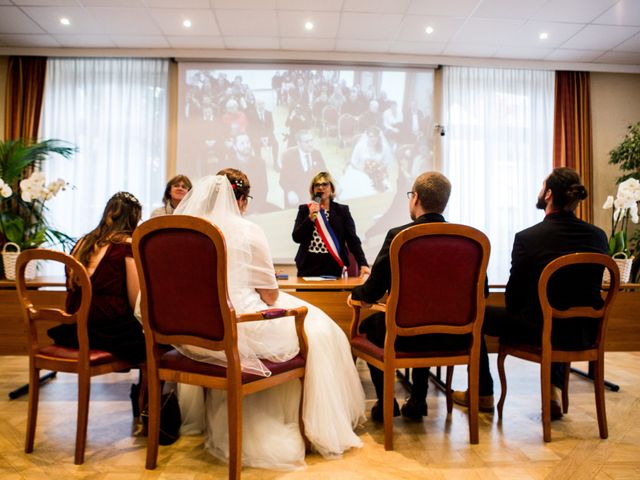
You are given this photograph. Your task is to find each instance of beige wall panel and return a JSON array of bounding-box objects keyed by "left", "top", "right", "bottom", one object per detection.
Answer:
[{"left": 591, "top": 73, "right": 640, "bottom": 236}]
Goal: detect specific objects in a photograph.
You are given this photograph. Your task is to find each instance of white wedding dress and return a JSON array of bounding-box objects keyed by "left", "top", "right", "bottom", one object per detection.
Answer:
[{"left": 167, "top": 175, "right": 366, "bottom": 470}]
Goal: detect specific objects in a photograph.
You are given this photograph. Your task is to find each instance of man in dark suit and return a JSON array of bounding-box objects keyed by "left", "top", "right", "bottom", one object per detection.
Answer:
[
  {"left": 247, "top": 99, "right": 279, "bottom": 171},
  {"left": 453, "top": 167, "right": 608, "bottom": 419},
  {"left": 349, "top": 171, "right": 468, "bottom": 422},
  {"left": 279, "top": 130, "right": 327, "bottom": 208}
]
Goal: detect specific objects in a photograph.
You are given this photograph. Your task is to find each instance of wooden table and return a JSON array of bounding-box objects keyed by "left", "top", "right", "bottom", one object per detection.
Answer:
[
  {"left": 278, "top": 276, "right": 366, "bottom": 334},
  {"left": 0, "top": 277, "right": 66, "bottom": 355},
  {"left": 1, "top": 277, "right": 638, "bottom": 355}
]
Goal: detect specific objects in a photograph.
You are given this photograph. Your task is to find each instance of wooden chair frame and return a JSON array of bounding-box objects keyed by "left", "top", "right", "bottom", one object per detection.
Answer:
[
  {"left": 16, "top": 249, "right": 133, "bottom": 464},
  {"left": 349, "top": 223, "right": 490, "bottom": 450},
  {"left": 133, "top": 215, "right": 308, "bottom": 479},
  {"left": 497, "top": 253, "right": 620, "bottom": 442}
]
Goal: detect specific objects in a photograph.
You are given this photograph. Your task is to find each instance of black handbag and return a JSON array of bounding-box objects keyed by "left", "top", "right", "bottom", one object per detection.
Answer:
[{"left": 141, "top": 389, "right": 182, "bottom": 446}]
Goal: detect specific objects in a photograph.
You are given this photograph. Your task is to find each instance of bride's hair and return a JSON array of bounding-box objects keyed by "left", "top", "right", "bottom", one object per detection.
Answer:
[{"left": 217, "top": 168, "right": 251, "bottom": 201}]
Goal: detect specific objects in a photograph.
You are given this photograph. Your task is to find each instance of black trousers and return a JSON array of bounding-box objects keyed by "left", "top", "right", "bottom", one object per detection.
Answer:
[{"left": 360, "top": 312, "right": 472, "bottom": 402}]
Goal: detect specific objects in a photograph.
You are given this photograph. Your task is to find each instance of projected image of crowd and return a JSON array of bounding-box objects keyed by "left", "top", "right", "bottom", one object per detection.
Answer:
[{"left": 181, "top": 68, "right": 434, "bottom": 224}]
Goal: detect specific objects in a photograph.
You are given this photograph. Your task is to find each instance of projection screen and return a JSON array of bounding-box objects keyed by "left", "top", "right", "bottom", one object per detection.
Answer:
[{"left": 177, "top": 63, "right": 435, "bottom": 264}]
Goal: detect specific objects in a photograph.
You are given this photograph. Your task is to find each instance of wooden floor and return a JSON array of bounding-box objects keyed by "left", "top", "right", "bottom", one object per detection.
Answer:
[{"left": 1, "top": 353, "right": 639, "bottom": 479}]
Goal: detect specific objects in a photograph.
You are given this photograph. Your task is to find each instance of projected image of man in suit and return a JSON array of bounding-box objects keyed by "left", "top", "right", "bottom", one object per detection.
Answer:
[{"left": 279, "top": 130, "right": 327, "bottom": 208}]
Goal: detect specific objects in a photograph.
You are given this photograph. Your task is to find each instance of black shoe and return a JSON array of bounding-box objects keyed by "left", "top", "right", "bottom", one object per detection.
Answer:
[
  {"left": 550, "top": 399, "right": 563, "bottom": 421},
  {"left": 371, "top": 399, "right": 400, "bottom": 423},
  {"left": 401, "top": 397, "right": 428, "bottom": 421}
]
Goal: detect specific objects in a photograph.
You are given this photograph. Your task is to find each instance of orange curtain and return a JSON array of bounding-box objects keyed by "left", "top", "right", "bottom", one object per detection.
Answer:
[
  {"left": 553, "top": 71, "right": 593, "bottom": 222},
  {"left": 4, "top": 56, "right": 47, "bottom": 142}
]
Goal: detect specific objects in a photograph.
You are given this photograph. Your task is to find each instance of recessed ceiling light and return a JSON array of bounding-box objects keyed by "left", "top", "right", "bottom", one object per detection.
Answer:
[
  {"left": 425, "top": 26, "right": 434, "bottom": 35},
  {"left": 539, "top": 32, "right": 548, "bottom": 40},
  {"left": 183, "top": 19, "right": 192, "bottom": 28},
  {"left": 305, "top": 21, "right": 314, "bottom": 31},
  {"left": 60, "top": 17, "right": 70, "bottom": 26}
]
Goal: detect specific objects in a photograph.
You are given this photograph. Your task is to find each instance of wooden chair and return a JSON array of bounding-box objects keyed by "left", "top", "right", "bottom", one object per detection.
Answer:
[
  {"left": 321, "top": 104, "right": 339, "bottom": 137},
  {"left": 497, "top": 253, "right": 620, "bottom": 442},
  {"left": 338, "top": 113, "right": 358, "bottom": 148},
  {"left": 349, "top": 223, "right": 490, "bottom": 450},
  {"left": 16, "top": 249, "right": 134, "bottom": 465},
  {"left": 133, "top": 215, "right": 308, "bottom": 479}
]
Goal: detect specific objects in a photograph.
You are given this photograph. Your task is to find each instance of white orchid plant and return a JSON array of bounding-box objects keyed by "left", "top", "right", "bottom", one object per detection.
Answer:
[
  {"left": 0, "top": 139, "right": 76, "bottom": 250},
  {"left": 602, "top": 177, "right": 640, "bottom": 257}
]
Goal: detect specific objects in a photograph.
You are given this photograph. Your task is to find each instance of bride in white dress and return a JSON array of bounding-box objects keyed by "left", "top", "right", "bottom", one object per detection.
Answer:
[{"left": 168, "top": 171, "right": 366, "bottom": 470}]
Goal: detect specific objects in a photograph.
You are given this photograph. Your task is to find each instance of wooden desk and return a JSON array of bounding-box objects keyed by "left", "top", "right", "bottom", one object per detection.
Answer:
[
  {"left": 278, "top": 278, "right": 640, "bottom": 353},
  {"left": 278, "top": 276, "right": 365, "bottom": 334},
  {"left": 0, "top": 277, "right": 66, "bottom": 355}
]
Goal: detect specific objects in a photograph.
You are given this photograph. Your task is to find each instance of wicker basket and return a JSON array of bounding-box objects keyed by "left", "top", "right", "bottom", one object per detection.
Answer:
[
  {"left": 2, "top": 243, "right": 37, "bottom": 281},
  {"left": 602, "top": 252, "right": 633, "bottom": 285}
]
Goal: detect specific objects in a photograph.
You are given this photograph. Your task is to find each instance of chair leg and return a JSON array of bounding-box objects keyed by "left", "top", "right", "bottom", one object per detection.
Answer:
[
  {"left": 562, "top": 362, "right": 570, "bottom": 414},
  {"left": 145, "top": 375, "right": 162, "bottom": 470},
  {"left": 445, "top": 366, "right": 454, "bottom": 415},
  {"left": 541, "top": 363, "right": 552, "bottom": 442},
  {"left": 497, "top": 350, "right": 507, "bottom": 419},
  {"left": 74, "top": 373, "right": 91, "bottom": 464},
  {"left": 25, "top": 364, "right": 40, "bottom": 454},
  {"left": 467, "top": 363, "right": 479, "bottom": 445},
  {"left": 593, "top": 359, "right": 608, "bottom": 439},
  {"left": 227, "top": 388, "right": 242, "bottom": 480},
  {"left": 299, "top": 377, "right": 311, "bottom": 451},
  {"left": 383, "top": 368, "right": 395, "bottom": 451}
]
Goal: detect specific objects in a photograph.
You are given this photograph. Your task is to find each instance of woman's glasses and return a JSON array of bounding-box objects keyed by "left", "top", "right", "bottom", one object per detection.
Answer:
[{"left": 314, "top": 182, "right": 330, "bottom": 188}]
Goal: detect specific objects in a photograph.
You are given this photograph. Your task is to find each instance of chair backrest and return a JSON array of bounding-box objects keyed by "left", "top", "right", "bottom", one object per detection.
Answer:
[
  {"left": 386, "top": 223, "right": 490, "bottom": 336},
  {"left": 132, "top": 215, "right": 236, "bottom": 353},
  {"left": 346, "top": 247, "right": 359, "bottom": 277},
  {"left": 322, "top": 104, "right": 339, "bottom": 123},
  {"left": 538, "top": 253, "right": 619, "bottom": 350},
  {"left": 15, "top": 249, "right": 92, "bottom": 355},
  {"left": 339, "top": 113, "right": 357, "bottom": 135}
]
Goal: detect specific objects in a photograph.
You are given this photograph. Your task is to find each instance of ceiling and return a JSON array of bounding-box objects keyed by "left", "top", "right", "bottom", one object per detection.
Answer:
[{"left": 0, "top": 0, "right": 639, "bottom": 68}]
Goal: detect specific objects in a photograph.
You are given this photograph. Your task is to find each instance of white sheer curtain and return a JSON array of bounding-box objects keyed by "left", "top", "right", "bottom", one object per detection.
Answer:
[
  {"left": 442, "top": 66, "right": 554, "bottom": 284},
  {"left": 40, "top": 58, "right": 169, "bottom": 243}
]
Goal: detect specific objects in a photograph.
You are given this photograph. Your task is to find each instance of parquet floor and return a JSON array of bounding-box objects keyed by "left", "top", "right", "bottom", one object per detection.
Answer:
[{"left": 1, "top": 353, "right": 639, "bottom": 479}]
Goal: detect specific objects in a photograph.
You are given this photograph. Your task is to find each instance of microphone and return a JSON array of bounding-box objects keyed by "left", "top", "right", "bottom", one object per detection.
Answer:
[{"left": 311, "top": 194, "right": 321, "bottom": 221}]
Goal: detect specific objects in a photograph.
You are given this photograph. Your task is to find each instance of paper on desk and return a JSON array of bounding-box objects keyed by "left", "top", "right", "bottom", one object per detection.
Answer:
[{"left": 302, "top": 276, "right": 337, "bottom": 281}]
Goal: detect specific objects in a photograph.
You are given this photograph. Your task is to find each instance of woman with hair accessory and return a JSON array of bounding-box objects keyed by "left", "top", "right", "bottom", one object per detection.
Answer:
[
  {"left": 166, "top": 169, "right": 366, "bottom": 470},
  {"left": 48, "top": 191, "right": 146, "bottom": 365},
  {"left": 292, "top": 171, "right": 370, "bottom": 278},
  {"left": 150, "top": 174, "right": 192, "bottom": 218}
]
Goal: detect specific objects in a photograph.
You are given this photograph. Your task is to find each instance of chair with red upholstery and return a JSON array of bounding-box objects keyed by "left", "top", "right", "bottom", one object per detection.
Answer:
[
  {"left": 133, "top": 215, "right": 308, "bottom": 479},
  {"left": 15, "top": 249, "right": 134, "bottom": 464},
  {"left": 497, "top": 253, "right": 619, "bottom": 442},
  {"left": 338, "top": 113, "right": 358, "bottom": 148},
  {"left": 349, "top": 223, "right": 490, "bottom": 450},
  {"left": 321, "top": 104, "right": 339, "bottom": 138}
]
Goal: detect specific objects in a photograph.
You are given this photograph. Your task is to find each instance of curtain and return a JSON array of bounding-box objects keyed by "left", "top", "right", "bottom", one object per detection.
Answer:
[
  {"left": 40, "top": 58, "right": 169, "bottom": 243},
  {"left": 553, "top": 71, "right": 592, "bottom": 222},
  {"left": 4, "top": 56, "right": 47, "bottom": 141},
  {"left": 442, "top": 66, "right": 554, "bottom": 283}
]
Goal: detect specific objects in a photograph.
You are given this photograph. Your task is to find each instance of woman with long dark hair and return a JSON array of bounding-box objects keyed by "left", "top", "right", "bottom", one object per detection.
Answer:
[{"left": 48, "top": 191, "right": 146, "bottom": 365}]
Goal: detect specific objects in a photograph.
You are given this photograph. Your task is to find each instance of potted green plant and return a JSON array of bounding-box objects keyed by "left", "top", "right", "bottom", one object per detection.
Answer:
[
  {"left": 606, "top": 121, "right": 640, "bottom": 282},
  {"left": 0, "top": 139, "right": 76, "bottom": 279}
]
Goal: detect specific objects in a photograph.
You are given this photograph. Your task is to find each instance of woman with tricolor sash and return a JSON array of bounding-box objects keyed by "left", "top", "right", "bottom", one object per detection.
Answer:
[{"left": 292, "top": 171, "right": 370, "bottom": 278}]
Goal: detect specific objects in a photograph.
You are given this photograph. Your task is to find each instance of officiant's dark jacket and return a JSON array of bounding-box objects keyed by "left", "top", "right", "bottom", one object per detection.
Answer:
[
  {"left": 292, "top": 200, "right": 367, "bottom": 275},
  {"left": 503, "top": 210, "right": 608, "bottom": 348}
]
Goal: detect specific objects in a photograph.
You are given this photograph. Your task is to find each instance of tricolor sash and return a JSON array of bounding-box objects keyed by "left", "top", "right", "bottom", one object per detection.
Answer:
[{"left": 314, "top": 208, "right": 344, "bottom": 268}]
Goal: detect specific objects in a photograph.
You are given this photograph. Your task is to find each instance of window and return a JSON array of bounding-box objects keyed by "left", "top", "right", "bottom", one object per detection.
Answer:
[
  {"left": 40, "top": 58, "right": 169, "bottom": 243},
  {"left": 442, "top": 66, "right": 554, "bottom": 283}
]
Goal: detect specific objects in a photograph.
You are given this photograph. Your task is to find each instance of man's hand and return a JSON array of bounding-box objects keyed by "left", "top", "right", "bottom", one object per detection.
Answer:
[
  {"left": 359, "top": 266, "right": 371, "bottom": 278},
  {"left": 347, "top": 293, "right": 371, "bottom": 309}
]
